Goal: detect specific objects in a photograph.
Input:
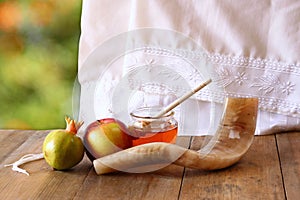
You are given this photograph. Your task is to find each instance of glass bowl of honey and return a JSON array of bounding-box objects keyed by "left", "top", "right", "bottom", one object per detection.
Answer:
[{"left": 129, "top": 106, "right": 178, "bottom": 146}]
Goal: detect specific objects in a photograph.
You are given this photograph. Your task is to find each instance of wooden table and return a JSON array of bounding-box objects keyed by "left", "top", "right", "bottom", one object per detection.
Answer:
[{"left": 0, "top": 130, "right": 299, "bottom": 200}]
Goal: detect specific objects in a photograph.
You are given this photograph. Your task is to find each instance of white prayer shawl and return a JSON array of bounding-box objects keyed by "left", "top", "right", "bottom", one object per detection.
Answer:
[{"left": 78, "top": 0, "right": 300, "bottom": 135}]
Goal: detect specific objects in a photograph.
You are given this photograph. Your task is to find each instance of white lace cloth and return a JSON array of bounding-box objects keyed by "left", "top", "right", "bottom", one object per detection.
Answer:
[{"left": 78, "top": 0, "right": 300, "bottom": 135}]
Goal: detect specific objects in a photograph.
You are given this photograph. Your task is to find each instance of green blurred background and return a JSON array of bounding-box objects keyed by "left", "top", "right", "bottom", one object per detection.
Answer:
[{"left": 0, "top": 0, "right": 82, "bottom": 129}]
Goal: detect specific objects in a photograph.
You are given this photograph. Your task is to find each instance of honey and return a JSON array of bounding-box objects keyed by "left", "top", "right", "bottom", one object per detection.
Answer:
[
  {"left": 129, "top": 107, "right": 178, "bottom": 146},
  {"left": 132, "top": 126, "right": 178, "bottom": 146}
]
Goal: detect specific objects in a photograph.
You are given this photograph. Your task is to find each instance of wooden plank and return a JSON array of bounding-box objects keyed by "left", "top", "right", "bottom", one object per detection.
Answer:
[
  {"left": 0, "top": 130, "right": 33, "bottom": 162},
  {"left": 276, "top": 132, "right": 300, "bottom": 200},
  {"left": 74, "top": 136, "right": 191, "bottom": 200},
  {"left": 0, "top": 130, "right": 91, "bottom": 200},
  {"left": 179, "top": 135, "right": 285, "bottom": 200}
]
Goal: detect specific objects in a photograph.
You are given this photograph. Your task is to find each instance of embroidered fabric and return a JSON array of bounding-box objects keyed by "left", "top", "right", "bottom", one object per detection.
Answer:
[
  {"left": 78, "top": 44, "right": 300, "bottom": 135},
  {"left": 77, "top": 33, "right": 224, "bottom": 136},
  {"left": 78, "top": 0, "right": 300, "bottom": 135}
]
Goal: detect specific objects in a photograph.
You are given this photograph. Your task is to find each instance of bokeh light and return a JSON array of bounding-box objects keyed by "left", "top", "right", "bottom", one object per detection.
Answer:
[{"left": 0, "top": 0, "right": 82, "bottom": 129}]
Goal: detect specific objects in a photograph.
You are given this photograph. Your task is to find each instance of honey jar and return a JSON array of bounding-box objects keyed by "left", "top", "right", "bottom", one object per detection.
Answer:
[{"left": 129, "top": 106, "right": 178, "bottom": 146}]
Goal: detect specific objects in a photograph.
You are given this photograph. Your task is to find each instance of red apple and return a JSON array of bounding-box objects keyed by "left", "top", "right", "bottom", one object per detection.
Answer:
[{"left": 83, "top": 118, "right": 133, "bottom": 161}]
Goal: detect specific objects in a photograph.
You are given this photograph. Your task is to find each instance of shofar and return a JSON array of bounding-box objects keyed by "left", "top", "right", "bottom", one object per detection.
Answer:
[{"left": 93, "top": 97, "right": 258, "bottom": 175}]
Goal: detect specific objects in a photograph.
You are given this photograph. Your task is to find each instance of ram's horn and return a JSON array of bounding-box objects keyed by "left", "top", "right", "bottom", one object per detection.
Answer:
[{"left": 93, "top": 98, "right": 259, "bottom": 175}]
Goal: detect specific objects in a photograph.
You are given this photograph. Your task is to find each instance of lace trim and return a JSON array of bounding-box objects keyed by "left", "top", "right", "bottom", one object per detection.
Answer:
[
  {"left": 205, "top": 53, "right": 300, "bottom": 75},
  {"left": 79, "top": 46, "right": 300, "bottom": 118},
  {"left": 142, "top": 46, "right": 300, "bottom": 117},
  {"left": 144, "top": 47, "right": 300, "bottom": 74}
]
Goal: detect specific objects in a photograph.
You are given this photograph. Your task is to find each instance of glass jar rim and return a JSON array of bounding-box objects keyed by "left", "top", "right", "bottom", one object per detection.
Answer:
[{"left": 130, "top": 106, "right": 174, "bottom": 120}]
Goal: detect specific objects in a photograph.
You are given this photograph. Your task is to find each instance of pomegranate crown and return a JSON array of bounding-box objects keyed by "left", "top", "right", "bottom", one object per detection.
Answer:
[{"left": 65, "top": 116, "right": 83, "bottom": 134}]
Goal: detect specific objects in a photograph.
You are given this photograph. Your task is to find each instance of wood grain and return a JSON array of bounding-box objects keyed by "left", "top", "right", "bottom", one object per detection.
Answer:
[
  {"left": 0, "top": 130, "right": 299, "bottom": 199},
  {"left": 0, "top": 130, "right": 33, "bottom": 162},
  {"left": 179, "top": 135, "right": 286, "bottom": 200},
  {"left": 276, "top": 132, "right": 300, "bottom": 200},
  {"left": 74, "top": 136, "right": 191, "bottom": 200},
  {"left": 0, "top": 130, "right": 91, "bottom": 200}
]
